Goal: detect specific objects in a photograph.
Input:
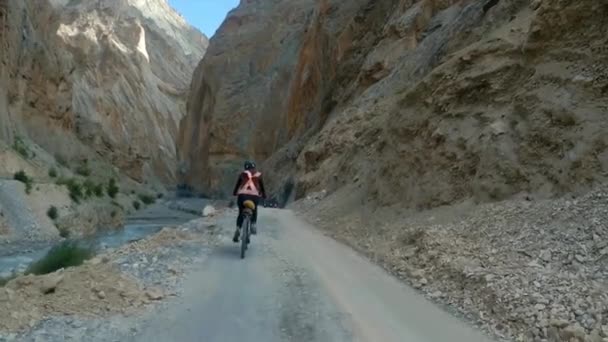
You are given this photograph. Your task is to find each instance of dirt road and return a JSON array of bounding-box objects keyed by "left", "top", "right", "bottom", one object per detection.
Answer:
[{"left": 131, "top": 209, "right": 494, "bottom": 342}]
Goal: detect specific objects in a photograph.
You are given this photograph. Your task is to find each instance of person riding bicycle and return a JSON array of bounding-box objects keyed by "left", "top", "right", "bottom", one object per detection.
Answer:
[{"left": 232, "top": 161, "right": 266, "bottom": 243}]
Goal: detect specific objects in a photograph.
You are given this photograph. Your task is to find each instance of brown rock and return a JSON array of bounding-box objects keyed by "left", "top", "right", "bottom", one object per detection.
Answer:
[{"left": 1, "top": 0, "right": 207, "bottom": 183}]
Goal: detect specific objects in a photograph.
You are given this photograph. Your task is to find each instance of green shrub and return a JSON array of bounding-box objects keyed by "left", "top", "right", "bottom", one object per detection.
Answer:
[
  {"left": 110, "top": 210, "right": 117, "bottom": 218},
  {"left": 93, "top": 183, "right": 104, "bottom": 197},
  {"left": 48, "top": 168, "right": 58, "bottom": 178},
  {"left": 14, "top": 170, "right": 29, "bottom": 183},
  {"left": 26, "top": 241, "right": 93, "bottom": 275},
  {"left": 83, "top": 179, "right": 96, "bottom": 198},
  {"left": 12, "top": 136, "right": 31, "bottom": 159},
  {"left": 157, "top": 193, "right": 163, "bottom": 199},
  {"left": 107, "top": 178, "right": 119, "bottom": 198},
  {"left": 59, "top": 178, "right": 83, "bottom": 203},
  {"left": 47, "top": 206, "right": 59, "bottom": 220},
  {"left": 138, "top": 194, "right": 155, "bottom": 205},
  {"left": 132, "top": 201, "right": 141, "bottom": 210},
  {"left": 14, "top": 170, "right": 33, "bottom": 194}
]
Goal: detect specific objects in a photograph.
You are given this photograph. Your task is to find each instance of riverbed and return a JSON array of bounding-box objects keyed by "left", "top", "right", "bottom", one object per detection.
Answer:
[{"left": 0, "top": 198, "right": 211, "bottom": 276}]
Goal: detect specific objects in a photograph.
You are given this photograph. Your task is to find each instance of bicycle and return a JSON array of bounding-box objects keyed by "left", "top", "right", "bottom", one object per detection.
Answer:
[{"left": 240, "top": 200, "right": 256, "bottom": 259}]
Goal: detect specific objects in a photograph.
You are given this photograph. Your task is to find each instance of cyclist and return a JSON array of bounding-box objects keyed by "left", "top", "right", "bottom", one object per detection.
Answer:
[{"left": 232, "top": 161, "right": 266, "bottom": 243}]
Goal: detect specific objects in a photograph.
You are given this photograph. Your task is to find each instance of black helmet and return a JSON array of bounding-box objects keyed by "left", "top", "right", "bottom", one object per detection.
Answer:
[{"left": 244, "top": 161, "right": 256, "bottom": 170}]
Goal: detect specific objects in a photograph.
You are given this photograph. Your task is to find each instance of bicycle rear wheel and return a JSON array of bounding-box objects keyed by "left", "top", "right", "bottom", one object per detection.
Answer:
[{"left": 241, "top": 215, "right": 250, "bottom": 259}]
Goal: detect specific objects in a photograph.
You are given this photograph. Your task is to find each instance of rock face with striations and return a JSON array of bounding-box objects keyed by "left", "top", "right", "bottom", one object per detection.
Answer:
[
  {"left": 178, "top": 0, "right": 377, "bottom": 195},
  {"left": 0, "top": 0, "right": 207, "bottom": 183},
  {"left": 179, "top": 0, "right": 608, "bottom": 205}
]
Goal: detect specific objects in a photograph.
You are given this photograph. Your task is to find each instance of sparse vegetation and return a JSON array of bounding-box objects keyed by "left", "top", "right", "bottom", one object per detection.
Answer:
[
  {"left": 107, "top": 178, "right": 119, "bottom": 198},
  {"left": 94, "top": 183, "right": 104, "bottom": 197},
  {"left": 110, "top": 210, "right": 117, "bottom": 218},
  {"left": 69, "top": 181, "right": 83, "bottom": 202},
  {"left": 48, "top": 167, "right": 58, "bottom": 178},
  {"left": 83, "top": 179, "right": 96, "bottom": 198},
  {"left": 14, "top": 170, "right": 30, "bottom": 183},
  {"left": 26, "top": 241, "right": 93, "bottom": 275},
  {"left": 12, "top": 136, "right": 32, "bottom": 159},
  {"left": 75, "top": 159, "right": 91, "bottom": 177},
  {"left": 58, "top": 178, "right": 84, "bottom": 203},
  {"left": 58, "top": 177, "right": 104, "bottom": 202},
  {"left": 47, "top": 206, "right": 59, "bottom": 220},
  {"left": 138, "top": 194, "right": 155, "bottom": 205},
  {"left": 132, "top": 200, "right": 141, "bottom": 210},
  {"left": 14, "top": 170, "right": 33, "bottom": 194}
]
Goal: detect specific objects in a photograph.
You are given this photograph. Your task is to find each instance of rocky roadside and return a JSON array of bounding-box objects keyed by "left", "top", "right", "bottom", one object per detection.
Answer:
[
  {"left": 293, "top": 187, "right": 608, "bottom": 342},
  {"left": 0, "top": 212, "right": 223, "bottom": 342}
]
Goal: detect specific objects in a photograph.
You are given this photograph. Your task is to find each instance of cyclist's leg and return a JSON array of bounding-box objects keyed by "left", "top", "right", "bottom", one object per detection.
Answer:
[
  {"left": 252, "top": 195, "right": 260, "bottom": 223},
  {"left": 234, "top": 195, "right": 245, "bottom": 242},
  {"left": 236, "top": 195, "right": 246, "bottom": 227},
  {"left": 250, "top": 195, "right": 260, "bottom": 234}
]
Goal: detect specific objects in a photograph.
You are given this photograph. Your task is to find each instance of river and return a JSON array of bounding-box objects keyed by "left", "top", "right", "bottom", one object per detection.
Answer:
[{"left": 0, "top": 198, "right": 209, "bottom": 276}]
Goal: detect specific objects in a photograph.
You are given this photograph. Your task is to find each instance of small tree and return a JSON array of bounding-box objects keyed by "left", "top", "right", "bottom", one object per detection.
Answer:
[
  {"left": 65, "top": 179, "right": 83, "bottom": 203},
  {"left": 14, "top": 170, "right": 33, "bottom": 194},
  {"left": 47, "top": 206, "right": 59, "bottom": 220},
  {"left": 138, "top": 194, "right": 155, "bottom": 205},
  {"left": 83, "top": 179, "right": 96, "bottom": 198},
  {"left": 93, "top": 183, "right": 104, "bottom": 197},
  {"left": 107, "top": 178, "right": 119, "bottom": 198},
  {"left": 12, "top": 136, "right": 31, "bottom": 159},
  {"left": 48, "top": 168, "right": 58, "bottom": 178}
]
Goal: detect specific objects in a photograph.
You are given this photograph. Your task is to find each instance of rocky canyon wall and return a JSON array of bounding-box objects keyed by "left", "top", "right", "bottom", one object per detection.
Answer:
[
  {"left": 179, "top": 0, "right": 608, "bottom": 208},
  {"left": 0, "top": 0, "right": 207, "bottom": 183}
]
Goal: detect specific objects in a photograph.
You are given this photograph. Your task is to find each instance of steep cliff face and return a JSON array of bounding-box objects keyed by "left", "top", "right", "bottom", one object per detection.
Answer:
[
  {"left": 180, "top": 0, "right": 608, "bottom": 206},
  {"left": 0, "top": 0, "right": 207, "bottom": 183},
  {"left": 178, "top": 0, "right": 372, "bottom": 195},
  {"left": 298, "top": 0, "right": 608, "bottom": 210}
]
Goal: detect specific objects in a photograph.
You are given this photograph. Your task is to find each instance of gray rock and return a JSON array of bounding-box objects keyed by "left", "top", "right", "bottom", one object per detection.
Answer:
[
  {"left": 202, "top": 205, "right": 216, "bottom": 217},
  {"left": 39, "top": 273, "right": 64, "bottom": 294},
  {"left": 540, "top": 250, "right": 552, "bottom": 262}
]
